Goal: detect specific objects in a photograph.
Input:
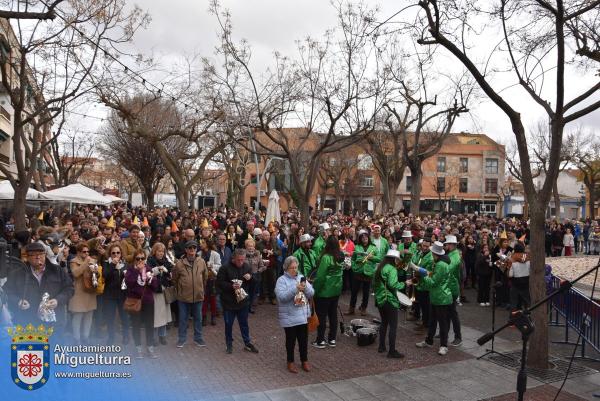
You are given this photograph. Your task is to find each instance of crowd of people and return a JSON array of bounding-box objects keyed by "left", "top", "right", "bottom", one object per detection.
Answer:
[{"left": 0, "top": 203, "right": 597, "bottom": 372}]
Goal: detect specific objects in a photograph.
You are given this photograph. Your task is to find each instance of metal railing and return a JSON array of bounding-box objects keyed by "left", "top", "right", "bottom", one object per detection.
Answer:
[{"left": 549, "top": 274, "right": 600, "bottom": 361}]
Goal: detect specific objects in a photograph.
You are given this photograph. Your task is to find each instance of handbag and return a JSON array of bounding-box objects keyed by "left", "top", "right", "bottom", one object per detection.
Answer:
[
  {"left": 163, "top": 286, "right": 177, "bottom": 304},
  {"left": 123, "top": 280, "right": 146, "bottom": 314},
  {"left": 307, "top": 298, "right": 319, "bottom": 333}
]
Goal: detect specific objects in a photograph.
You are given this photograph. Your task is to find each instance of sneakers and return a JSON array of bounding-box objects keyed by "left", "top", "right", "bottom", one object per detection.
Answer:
[
  {"left": 244, "top": 343, "right": 259, "bottom": 353},
  {"left": 485, "top": 302, "right": 491, "bottom": 306},
  {"left": 176, "top": 341, "right": 185, "bottom": 348},
  {"left": 480, "top": 302, "right": 486, "bottom": 307},
  {"left": 438, "top": 346, "right": 448, "bottom": 356},
  {"left": 387, "top": 350, "right": 405, "bottom": 359},
  {"left": 450, "top": 338, "right": 462, "bottom": 347},
  {"left": 147, "top": 346, "right": 158, "bottom": 359},
  {"left": 416, "top": 341, "right": 432, "bottom": 348},
  {"left": 311, "top": 341, "right": 326, "bottom": 349},
  {"left": 194, "top": 339, "right": 206, "bottom": 347},
  {"left": 327, "top": 340, "right": 336, "bottom": 348},
  {"left": 136, "top": 345, "right": 144, "bottom": 359},
  {"left": 226, "top": 345, "right": 232, "bottom": 354}
]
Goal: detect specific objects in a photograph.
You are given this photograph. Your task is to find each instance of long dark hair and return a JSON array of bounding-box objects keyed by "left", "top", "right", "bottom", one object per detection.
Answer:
[
  {"left": 373, "top": 255, "right": 396, "bottom": 287},
  {"left": 322, "top": 235, "right": 340, "bottom": 257}
]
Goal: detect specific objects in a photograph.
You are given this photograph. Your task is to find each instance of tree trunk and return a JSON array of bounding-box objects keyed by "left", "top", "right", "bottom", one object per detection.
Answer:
[
  {"left": 13, "top": 184, "right": 28, "bottom": 231},
  {"left": 235, "top": 187, "right": 246, "bottom": 210},
  {"left": 409, "top": 166, "right": 423, "bottom": 216},
  {"left": 526, "top": 204, "right": 549, "bottom": 369},
  {"left": 553, "top": 181, "right": 561, "bottom": 218},
  {"left": 381, "top": 174, "right": 391, "bottom": 212},
  {"left": 176, "top": 189, "right": 189, "bottom": 212},
  {"left": 299, "top": 198, "right": 310, "bottom": 230},
  {"left": 143, "top": 186, "right": 155, "bottom": 209}
]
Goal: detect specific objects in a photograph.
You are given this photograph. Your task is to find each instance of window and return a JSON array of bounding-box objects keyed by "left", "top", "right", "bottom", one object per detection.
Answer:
[
  {"left": 485, "top": 178, "right": 498, "bottom": 194},
  {"left": 460, "top": 157, "right": 469, "bottom": 173},
  {"left": 480, "top": 203, "right": 497, "bottom": 214},
  {"left": 357, "top": 154, "right": 373, "bottom": 170},
  {"left": 250, "top": 174, "right": 257, "bottom": 184},
  {"left": 437, "top": 157, "right": 446, "bottom": 172},
  {"left": 405, "top": 176, "right": 412, "bottom": 192},
  {"left": 459, "top": 178, "right": 468, "bottom": 193},
  {"left": 485, "top": 158, "right": 498, "bottom": 174},
  {"left": 436, "top": 177, "right": 446, "bottom": 193},
  {"left": 361, "top": 175, "right": 374, "bottom": 188}
]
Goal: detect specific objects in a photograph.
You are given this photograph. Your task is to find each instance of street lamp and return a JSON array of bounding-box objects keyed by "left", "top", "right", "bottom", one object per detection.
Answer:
[{"left": 579, "top": 184, "right": 586, "bottom": 219}]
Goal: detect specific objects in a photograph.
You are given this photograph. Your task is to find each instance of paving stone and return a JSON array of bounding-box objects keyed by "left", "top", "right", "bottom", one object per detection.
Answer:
[
  {"left": 324, "top": 380, "right": 374, "bottom": 400},
  {"left": 264, "top": 388, "right": 310, "bottom": 401},
  {"left": 351, "top": 376, "right": 399, "bottom": 396},
  {"left": 296, "top": 383, "right": 344, "bottom": 401}
]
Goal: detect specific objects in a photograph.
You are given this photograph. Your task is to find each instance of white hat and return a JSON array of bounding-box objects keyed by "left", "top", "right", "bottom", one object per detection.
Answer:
[
  {"left": 431, "top": 241, "right": 445, "bottom": 255},
  {"left": 385, "top": 249, "right": 401, "bottom": 259},
  {"left": 299, "top": 234, "right": 313, "bottom": 243},
  {"left": 253, "top": 228, "right": 263, "bottom": 236},
  {"left": 357, "top": 229, "right": 369, "bottom": 237},
  {"left": 402, "top": 230, "right": 412, "bottom": 238},
  {"left": 444, "top": 235, "right": 458, "bottom": 244},
  {"left": 319, "top": 222, "right": 331, "bottom": 231}
]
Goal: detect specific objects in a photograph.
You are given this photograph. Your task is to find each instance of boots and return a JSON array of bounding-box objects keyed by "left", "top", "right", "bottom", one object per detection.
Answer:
[
  {"left": 359, "top": 306, "right": 367, "bottom": 316},
  {"left": 302, "top": 361, "right": 311, "bottom": 372},
  {"left": 287, "top": 362, "right": 298, "bottom": 373},
  {"left": 346, "top": 306, "right": 355, "bottom": 315},
  {"left": 202, "top": 316, "right": 208, "bottom": 326}
]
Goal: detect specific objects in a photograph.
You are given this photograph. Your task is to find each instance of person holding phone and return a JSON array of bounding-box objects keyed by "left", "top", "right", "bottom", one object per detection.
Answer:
[{"left": 275, "top": 256, "right": 314, "bottom": 373}]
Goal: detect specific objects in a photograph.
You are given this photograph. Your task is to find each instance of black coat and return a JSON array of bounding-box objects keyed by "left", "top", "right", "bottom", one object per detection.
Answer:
[
  {"left": 5, "top": 260, "right": 73, "bottom": 326},
  {"left": 102, "top": 260, "right": 126, "bottom": 300},
  {"left": 475, "top": 254, "right": 493, "bottom": 276},
  {"left": 216, "top": 261, "right": 252, "bottom": 311}
]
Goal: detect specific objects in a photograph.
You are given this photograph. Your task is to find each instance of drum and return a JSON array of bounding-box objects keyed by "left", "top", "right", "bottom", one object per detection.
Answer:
[
  {"left": 356, "top": 327, "right": 377, "bottom": 346},
  {"left": 350, "top": 318, "right": 372, "bottom": 334},
  {"left": 397, "top": 291, "right": 413, "bottom": 307}
]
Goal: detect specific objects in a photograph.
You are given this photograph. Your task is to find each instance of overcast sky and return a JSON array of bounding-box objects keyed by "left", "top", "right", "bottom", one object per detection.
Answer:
[{"left": 73, "top": 0, "right": 599, "bottom": 145}]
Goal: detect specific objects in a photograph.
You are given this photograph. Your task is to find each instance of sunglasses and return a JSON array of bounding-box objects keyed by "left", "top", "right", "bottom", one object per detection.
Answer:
[
  {"left": 111, "top": 251, "right": 121, "bottom": 255},
  {"left": 135, "top": 257, "right": 146, "bottom": 261},
  {"left": 81, "top": 250, "right": 90, "bottom": 254}
]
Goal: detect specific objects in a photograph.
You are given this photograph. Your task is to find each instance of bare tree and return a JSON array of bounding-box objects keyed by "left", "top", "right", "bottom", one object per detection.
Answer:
[
  {"left": 0, "top": 1, "right": 64, "bottom": 20},
  {"left": 209, "top": 1, "right": 386, "bottom": 227},
  {"left": 431, "top": 165, "right": 458, "bottom": 212},
  {"left": 49, "top": 130, "right": 95, "bottom": 187},
  {"left": 0, "top": 1, "right": 148, "bottom": 229},
  {"left": 574, "top": 132, "right": 600, "bottom": 220},
  {"left": 409, "top": 0, "right": 600, "bottom": 368},
  {"left": 317, "top": 150, "right": 360, "bottom": 212}
]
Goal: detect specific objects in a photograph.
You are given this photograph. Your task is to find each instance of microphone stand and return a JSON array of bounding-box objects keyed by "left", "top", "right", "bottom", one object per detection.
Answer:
[
  {"left": 477, "top": 281, "right": 505, "bottom": 360},
  {"left": 477, "top": 259, "right": 600, "bottom": 401}
]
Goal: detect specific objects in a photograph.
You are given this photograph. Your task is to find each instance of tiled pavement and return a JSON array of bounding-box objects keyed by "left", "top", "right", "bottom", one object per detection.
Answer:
[{"left": 122, "top": 291, "right": 599, "bottom": 401}]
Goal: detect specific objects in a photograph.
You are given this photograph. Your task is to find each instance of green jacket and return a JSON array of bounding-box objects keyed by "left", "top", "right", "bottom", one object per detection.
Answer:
[
  {"left": 313, "top": 254, "right": 343, "bottom": 298},
  {"left": 312, "top": 235, "right": 325, "bottom": 256},
  {"left": 420, "top": 258, "right": 453, "bottom": 305},
  {"left": 293, "top": 247, "right": 318, "bottom": 278},
  {"left": 370, "top": 236, "right": 389, "bottom": 261},
  {"left": 447, "top": 249, "right": 462, "bottom": 298},
  {"left": 397, "top": 241, "right": 417, "bottom": 282},
  {"left": 351, "top": 244, "right": 381, "bottom": 277},
  {"left": 373, "top": 263, "right": 405, "bottom": 309},
  {"left": 412, "top": 250, "right": 433, "bottom": 291}
]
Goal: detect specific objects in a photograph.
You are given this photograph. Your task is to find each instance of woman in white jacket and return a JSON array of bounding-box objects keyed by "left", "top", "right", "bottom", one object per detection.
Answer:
[
  {"left": 563, "top": 228, "right": 575, "bottom": 256},
  {"left": 198, "top": 239, "right": 221, "bottom": 326}
]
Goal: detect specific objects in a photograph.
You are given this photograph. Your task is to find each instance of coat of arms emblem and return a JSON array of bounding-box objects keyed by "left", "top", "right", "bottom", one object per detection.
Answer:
[{"left": 8, "top": 324, "right": 53, "bottom": 391}]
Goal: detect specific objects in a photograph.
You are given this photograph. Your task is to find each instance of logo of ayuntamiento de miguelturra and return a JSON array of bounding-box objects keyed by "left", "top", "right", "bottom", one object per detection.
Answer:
[{"left": 8, "top": 324, "right": 53, "bottom": 390}]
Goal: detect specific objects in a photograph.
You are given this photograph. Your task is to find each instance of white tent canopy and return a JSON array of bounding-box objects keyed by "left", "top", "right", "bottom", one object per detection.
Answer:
[
  {"left": 44, "top": 183, "right": 111, "bottom": 205},
  {"left": 0, "top": 180, "right": 48, "bottom": 200},
  {"left": 265, "top": 190, "right": 281, "bottom": 224},
  {"left": 104, "top": 194, "right": 126, "bottom": 203}
]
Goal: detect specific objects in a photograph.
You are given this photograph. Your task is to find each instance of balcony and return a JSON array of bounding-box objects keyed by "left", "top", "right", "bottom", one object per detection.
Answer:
[
  {"left": 0, "top": 105, "right": 10, "bottom": 121},
  {"left": 0, "top": 153, "right": 9, "bottom": 164}
]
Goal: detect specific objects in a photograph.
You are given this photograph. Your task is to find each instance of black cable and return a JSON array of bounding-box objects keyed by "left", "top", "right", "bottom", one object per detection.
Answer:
[{"left": 552, "top": 257, "right": 600, "bottom": 401}]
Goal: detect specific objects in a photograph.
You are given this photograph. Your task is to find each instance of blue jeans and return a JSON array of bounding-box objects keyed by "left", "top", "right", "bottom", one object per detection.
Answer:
[
  {"left": 223, "top": 306, "right": 250, "bottom": 347},
  {"left": 103, "top": 298, "right": 130, "bottom": 343},
  {"left": 178, "top": 301, "right": 203, "bottom": 343}
]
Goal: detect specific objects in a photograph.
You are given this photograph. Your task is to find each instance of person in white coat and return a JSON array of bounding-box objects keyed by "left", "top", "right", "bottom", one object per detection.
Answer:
[
  {"left": 275, "top": 256, "right": 315, "bottom": 374},
  {"left": 198, "top": 239, "right": 221, "bottom": 326}
]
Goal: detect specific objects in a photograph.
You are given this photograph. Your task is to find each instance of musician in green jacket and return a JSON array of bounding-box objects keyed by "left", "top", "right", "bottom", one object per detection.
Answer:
[
  {"left": 372, "top": 249, "right": 406, "bottom": 359},
  {"left": 347, "top": 230, "right": 380, "bottom": 316},
  {"left": 370, "top": 224, "right": 389, "bottom": 261},
  {"left": 411, "top": 237, "right": 434, "bottom": 330},
  {"left": 444, "top": 235, "right": 463, "bottom": 346},
  {"left": 311, "top": 236, "right": 343, "bottom": 349},
  {"left": 414, "top": 241, "right": 453, "bottom": 356},
  {"left": 312, "top": 222, "right": 331, "bottom": 256},
  {"left": 398, "top": 230, "right": 418, "bottom": 284},
  {"left": 293, "top": 234, "right": 317, "bottom": 278}
]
